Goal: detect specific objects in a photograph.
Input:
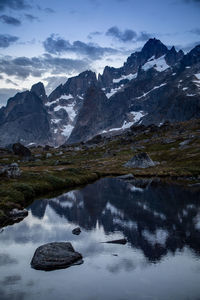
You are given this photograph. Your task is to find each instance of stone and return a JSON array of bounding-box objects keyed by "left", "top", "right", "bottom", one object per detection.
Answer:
[
  {"left": 12, "top": 143, "right": 31, "bottom": 160},
  {"left": 104, "top": 239, "right": 127, "bottom": 245},
  {"left": 72, "top": 227, "right": 81, "bottom": 235},
  {"left": 124, "top": 152, "right": 156, "bottom": 168},
  {"left": 9, "top": 208, "right": 28, "bottom": 219},
  {"left": 31, "top": 242, "right": 83, "bottom": 271},
  {"left": 0, "top": 163, "right": 21, "bottom": 178}
]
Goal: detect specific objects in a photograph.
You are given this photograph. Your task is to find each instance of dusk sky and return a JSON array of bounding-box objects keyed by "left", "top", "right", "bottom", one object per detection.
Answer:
[{"left": 0, "top": 0, "right": 200, "bottom": 106}]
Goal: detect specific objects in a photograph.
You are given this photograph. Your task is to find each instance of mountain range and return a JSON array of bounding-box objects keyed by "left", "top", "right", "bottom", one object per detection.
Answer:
[{"left": 0, "top": 38, "right": 200, "bottom": 147}]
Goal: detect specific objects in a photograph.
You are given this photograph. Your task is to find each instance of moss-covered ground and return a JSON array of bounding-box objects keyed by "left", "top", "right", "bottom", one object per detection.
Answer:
[{"left": 0, "top": 119, "right": 200, "bottom": 225}]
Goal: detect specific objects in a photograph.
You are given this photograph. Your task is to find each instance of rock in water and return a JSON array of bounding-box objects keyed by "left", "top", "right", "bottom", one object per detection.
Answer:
[
  {"left": 124, "top": 152, "right": 155, "bottom": 168},
  {"left": 31, "top": 242, "right": 83, "bottom": 271},
  {"left": 72, "top": 227, "right": 81, "bottom": 235}
]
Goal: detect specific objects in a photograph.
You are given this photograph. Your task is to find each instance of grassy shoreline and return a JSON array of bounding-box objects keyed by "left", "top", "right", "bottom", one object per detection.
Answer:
[{"left": 0, "top": 119, "right": 200, "bottom": 226}]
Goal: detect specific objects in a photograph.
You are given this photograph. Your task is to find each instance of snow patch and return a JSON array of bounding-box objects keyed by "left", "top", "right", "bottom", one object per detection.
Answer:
[
  {"left": 195, "top": 73, "right": 200, "bottom": 80},
  {"left": 62, "top": 124, "right": 74, "bottom": 138},
  {"left": 136, "top": 83, "right": 167, "bottom": 99},
  {"left": 54, "top": 103, "right": 76, "bottom": 121},
  {"left": 142, "top": 55, "right": 169, "bottom": 72},
  {"left": 143, "top": 229, "right": 168, "bottom": 246},
  {"left": 113, "top": 73, "right": 137, "bottom": 83},
  {"left": 106, "top": 85, "right": 124, "bottom": 99}
]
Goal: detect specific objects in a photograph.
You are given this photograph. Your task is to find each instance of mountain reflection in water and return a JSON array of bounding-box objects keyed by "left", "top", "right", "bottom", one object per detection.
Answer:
[
  {"left": 0, "top": 177, "right": 200, "bottom": 300},
  {"left": 30, "top": 178, "right": 200, "bottom": 261}
]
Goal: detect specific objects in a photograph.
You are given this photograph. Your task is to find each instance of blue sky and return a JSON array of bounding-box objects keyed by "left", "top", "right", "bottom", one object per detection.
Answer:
[{"left": 0, "top": 0, "right": 200, "bottom": 105}]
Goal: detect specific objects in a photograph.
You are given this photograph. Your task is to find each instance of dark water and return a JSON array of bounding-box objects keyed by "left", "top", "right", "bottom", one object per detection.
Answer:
[{"left": 0, "top": 177, "right": 200, "bottom": 300}]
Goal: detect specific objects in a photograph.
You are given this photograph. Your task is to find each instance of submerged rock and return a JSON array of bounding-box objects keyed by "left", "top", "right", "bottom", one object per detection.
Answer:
[
  {"left": 72, "top": 227, "right": 81, "bottom": 235},
  {"left": 31, "top": 242, "right": 83, "bottom": 271},
  {"left": 104, "top": 238, "right": 127, "bottom": 245},
  {"left": 124, "top": 152, "right": 156, "bottom": 168}
]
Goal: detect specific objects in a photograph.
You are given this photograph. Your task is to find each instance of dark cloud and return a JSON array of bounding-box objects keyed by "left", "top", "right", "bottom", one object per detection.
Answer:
[
  {"left": 88, "top": 31, "right": 103, "bottom": 40},
  {"left": 106, "top": 26, "right": 137, "bottom": 42},
  {"left": 0, "top": 0, "right": 30, "bottom": 11},
  {"left": 24, "top": 13, "right": 38, "bottom": 21},
  {"left": 190, "top": 28, "right": 200, "bottom": 35},
  {"left": 137, "top": 31, "right": 153, "bottom": 41},
  {"left": 6, "top": 78, "right": 18, "bottom": 86},
  {"left": 0, "top": 14, "right": 21, "bottom": 25},
  {"left": 0, "top": 54, "right": 90, "bottom": 79},
  {"left": 36, "top": 5, "right": 55, "bottom": 13},
  {"left": 106, "top": 26, "right": 152, "bottom": 43},
  {"left": 43, "top": 34, "right": 118, "bottom": 59},
  {"left": 0, "top": 34, "right": 19, "bottom": 48}
]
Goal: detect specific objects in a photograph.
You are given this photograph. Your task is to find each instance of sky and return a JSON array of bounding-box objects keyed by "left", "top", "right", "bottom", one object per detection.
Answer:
[{"left": 0, "top": 0, "right": 200, "bottom": 106}]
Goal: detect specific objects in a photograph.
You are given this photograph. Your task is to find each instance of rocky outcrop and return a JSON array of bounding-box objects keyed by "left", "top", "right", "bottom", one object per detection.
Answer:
[
  {"left": 124, "top": 152, "right": 156, "bottom": 168},
  {"left": 12, "top": 143, "right": 31, "bottom": 160},
  {"left": 0, "top": 163, "right": 21, "bottom": 178},
  {"left": 67, "top": 86, "right": 108, "bottom": 143},
  {"left": 0, "top": 87, "right": 52, "bottom": 147},
  {"left": 31, "top": 242, "right": 83, "bottom": 271}
]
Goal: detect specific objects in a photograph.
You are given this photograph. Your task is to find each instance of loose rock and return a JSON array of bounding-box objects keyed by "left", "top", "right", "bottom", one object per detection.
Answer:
[
  {"left": 31, "top": 242, "right": 83, "bottom": 271},
  {"left": 72, "top": 227, "right": 81, "bottom": 235},
  {"left": 124, "top": 152, "right": 156, "bottom": 168}
]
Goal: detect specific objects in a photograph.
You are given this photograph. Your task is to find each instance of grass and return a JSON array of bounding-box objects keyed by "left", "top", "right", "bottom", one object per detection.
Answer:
[{"left": 0, "top": 118, "right": 200, "bottom": 225}]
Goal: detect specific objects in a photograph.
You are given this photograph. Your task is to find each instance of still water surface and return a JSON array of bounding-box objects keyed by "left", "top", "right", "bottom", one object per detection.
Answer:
[{"left": 0, "top": 177, "right": 200, "bottom": 300}]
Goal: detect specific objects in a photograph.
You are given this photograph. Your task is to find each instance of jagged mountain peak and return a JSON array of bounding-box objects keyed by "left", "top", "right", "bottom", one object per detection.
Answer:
[
  {"left": 141, "top": 38, "right": 168, "bottom": 59},
  {"left": 31, "top": 82, "right": 47, "bottom": 103}
]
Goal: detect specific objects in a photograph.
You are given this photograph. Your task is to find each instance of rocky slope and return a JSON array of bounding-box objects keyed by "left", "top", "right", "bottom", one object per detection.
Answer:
[{"left": 0, "top": 38, "right": 200, "bottom": 146}]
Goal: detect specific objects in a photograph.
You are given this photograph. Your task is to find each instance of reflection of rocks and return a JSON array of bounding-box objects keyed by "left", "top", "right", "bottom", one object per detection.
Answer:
[
  {"left": 0, "top": 253, "right": 17, "bottom": 266},
  {"left": 28, "top": 178, "right": 200, "bottom": 262},
  {"left": 104, "top": 238, "right": 127, "bottom": 245},
  {"left": 31, "top": 242, "right": 83, "bottom": 271}
]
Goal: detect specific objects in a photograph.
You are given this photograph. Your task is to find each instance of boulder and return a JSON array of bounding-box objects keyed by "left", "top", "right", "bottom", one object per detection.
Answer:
[
  {"left": 12, "top": 143, "right": 31, "bottom": 160},
  {"left": 0, "top": 163, "right": 21, "bottom": 178},
  {"left": 124, "top": 152, "right": 156, "bottom": 168},
  {"left": 72, "top": 227, "right": 81, "bottom": 235},
  {"left": 31, "top": 242, "right": 83, "bottom": 271}
]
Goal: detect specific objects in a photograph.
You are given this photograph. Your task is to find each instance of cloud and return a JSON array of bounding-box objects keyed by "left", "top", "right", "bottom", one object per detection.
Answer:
[
  {"left": 6, "top": 78, "right": 18, "bottom": 86},
  {"left": 88, "top": 31, "right": 102, "bottom": 39},
  {"left": 43, "top": 34, "right": 118, "bottom": 59},
  {"left": 0, "top": 88, "right": 21, "bottom": 107},
  {"left": 0, "top": 14, "right": 21, "bottom": 25},
  {"left": 190, "top": 28, "right": 200, "bottom": 35},
  {"left": 36, "top": 5, "right": 55, "bottom": 13},
  {"left": 0, "top": 34, "right": 19, "bottom": 48},
  {"left": 0, "top": 54, "right": 90, "bottom": 79},
  {"left": 24, "top": 13, "right": 38, "bottom": 21},
  {"left": 44, "top": 76, "right": 67, "bottom": 95},
  {"left": 106, "top": 26, "right": 153, "bottom": 43},
  {"left": 106, "top": 26, "right": 137, "bottom": 42},
  {"left": 0, "top": 0, "right": 30, "bottom": 11}
]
